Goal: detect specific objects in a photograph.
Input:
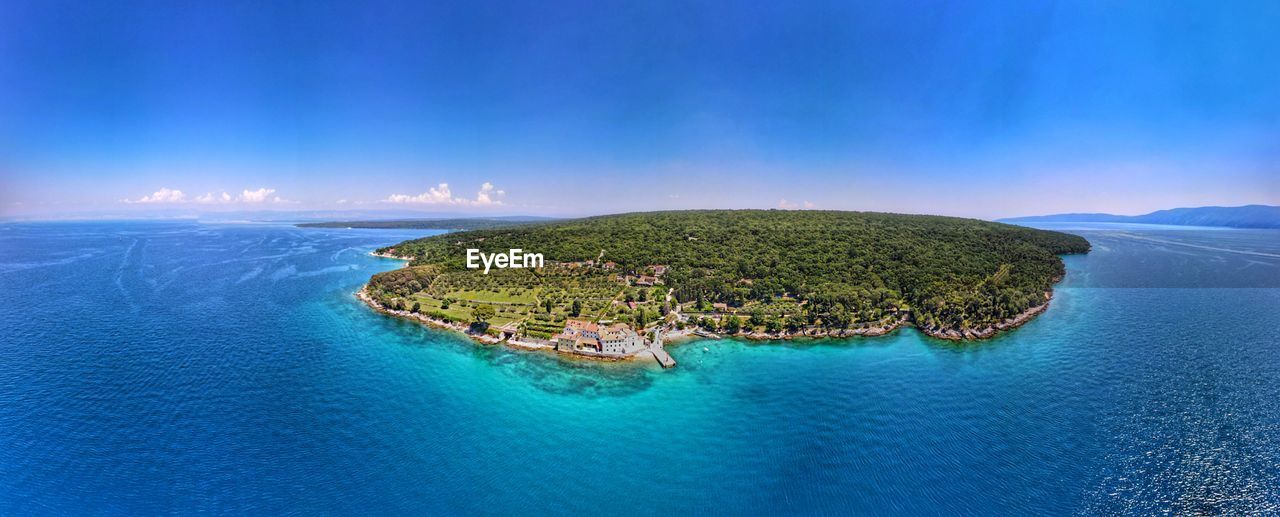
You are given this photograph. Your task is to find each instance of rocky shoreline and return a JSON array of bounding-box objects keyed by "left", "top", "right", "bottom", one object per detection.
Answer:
[
  {"left": 356, "top": 287, "right": 502, "bottom": 344},
  {"left": 370, "top": 249, "right": 415, "bottom": 261},
  {"left": 359, "top": 248, "right": 1063, "bottom": 362},
  {"left": 672, "top": 289, "right": 1055, "bottom": 344},
  {"left": 357, "top": 285, "right": 646, "bottom": 363},
  {"left": 731, "top": 315, "right": 909, "bottom": 341},
  {"left": 360, "top": 283, "right": 1059, "bottom": 356},
  {"left": 915, "top": 291, "right": 1054, "bottom": 341}
]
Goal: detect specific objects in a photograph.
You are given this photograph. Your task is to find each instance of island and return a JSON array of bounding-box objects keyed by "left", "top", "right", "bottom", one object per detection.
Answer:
[{"left": 358, "top": 210, "right": 1091, "bottom": 367}]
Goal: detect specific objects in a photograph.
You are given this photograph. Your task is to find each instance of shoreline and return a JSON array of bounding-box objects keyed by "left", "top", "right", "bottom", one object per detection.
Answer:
[
  {"left": 356, "top": 287, "right": 502, "bottom": 344},
  {"left": 733, "top": 314, "right": 909, "bottom": 341},
  {"left": 358, "top": 283, "right": 1059, "bottom": 355},
  {"left": 370, "top": 250, "right": 415, "bottom": 262},
  {"left": 666, "top": 291, "right": 1053, "bottom": 344},
  {"left": 356, "top": 285, "right": 652, "bottom": 364},
  {"left": 915, "top": 291, "right": 1054, "bottom": 341},
  {"left": 360, "top": 249, "right": 1066, "bottom": 364}
]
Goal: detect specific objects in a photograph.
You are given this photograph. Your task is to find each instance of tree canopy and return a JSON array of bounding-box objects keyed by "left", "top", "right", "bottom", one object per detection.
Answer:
[{"left": 372, "top": 210, "right": 1089, "bottom": 333}]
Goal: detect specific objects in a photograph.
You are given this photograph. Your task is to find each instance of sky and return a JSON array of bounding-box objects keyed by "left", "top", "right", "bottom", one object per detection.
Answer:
[{"left": 1, "top": 0, "right": 1277, "bottom": 219}]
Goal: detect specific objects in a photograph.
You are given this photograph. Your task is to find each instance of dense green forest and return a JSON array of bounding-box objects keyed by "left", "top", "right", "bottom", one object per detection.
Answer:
[{"left": 368, "top": 210, "right": 1089, "bottom": 335}]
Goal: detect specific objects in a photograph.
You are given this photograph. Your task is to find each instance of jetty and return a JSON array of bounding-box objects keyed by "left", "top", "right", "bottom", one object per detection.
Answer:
[
  {"left": 650, "top": 348, "right": 676, "bottom": 368},
  {"left": 648, "top": 328, "right": 676, "bottom": 368}
]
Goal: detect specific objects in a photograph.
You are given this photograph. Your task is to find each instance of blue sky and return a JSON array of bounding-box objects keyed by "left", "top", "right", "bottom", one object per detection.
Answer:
[{"left": 1, "top": 0, "right": 1277, "bottom": 219}]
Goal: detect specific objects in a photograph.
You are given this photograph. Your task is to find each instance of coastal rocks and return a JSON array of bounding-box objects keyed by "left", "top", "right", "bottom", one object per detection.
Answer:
[
  {"left": 917, "top": 292, "right": 1053, "bottom": 341},
  {"left": 696, "top": 296, "right": 1055, "bottom": 344},
  {"left": 371, "top": 250, "right": 415, "bottom": 262},
  {"left": 716, "top": 316, "right": 908, "bottom": 341},
  {"left": 358, "top": 287, "right": 664, "bottom": 365},
  {"left": 360, "top": 285, "right": 1058, "bottom": 373},
  {"left": 357, "top": 288, "right": 501, "bottom": 345}
]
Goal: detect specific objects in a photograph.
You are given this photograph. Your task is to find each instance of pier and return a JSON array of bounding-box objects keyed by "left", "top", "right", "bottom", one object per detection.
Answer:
[
  {"left": 648, "top": 328, "right": 677, "bottom": 368},
  {"left": 650, "top": 348, "right": 676, "bottom": 368}
]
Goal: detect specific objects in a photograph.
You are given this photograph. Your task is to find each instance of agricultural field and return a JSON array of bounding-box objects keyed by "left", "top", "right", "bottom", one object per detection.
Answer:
[{"left": 366, "top": 263, "right": 668, "bottom": 338}]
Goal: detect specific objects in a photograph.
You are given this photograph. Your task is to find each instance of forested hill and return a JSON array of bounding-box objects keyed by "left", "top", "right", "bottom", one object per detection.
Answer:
[
  {"left": 1000, "top": 205, "right": 1280, "bottom": 228},
  {"left": 379, "top": 210, "right": 1090, "bottom": 332}
]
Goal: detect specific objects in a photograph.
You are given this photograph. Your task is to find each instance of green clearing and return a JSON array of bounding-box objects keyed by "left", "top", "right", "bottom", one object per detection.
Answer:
[{"left": 438, "top": 288, "right": 539, "bottom": 305}]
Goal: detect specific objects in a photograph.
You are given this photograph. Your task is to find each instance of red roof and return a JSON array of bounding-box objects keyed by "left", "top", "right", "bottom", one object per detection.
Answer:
[{"left": 565, "top": 319, "right": 599, "bottom": 333}]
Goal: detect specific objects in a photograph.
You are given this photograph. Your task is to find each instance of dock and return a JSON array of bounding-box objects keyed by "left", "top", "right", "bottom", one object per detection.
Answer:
[
  {"left": 647, "top": 327, "right": 676, "bottom": 368},
  {"left": 650, "top": 348, "right": 676, "bottom": 368}
]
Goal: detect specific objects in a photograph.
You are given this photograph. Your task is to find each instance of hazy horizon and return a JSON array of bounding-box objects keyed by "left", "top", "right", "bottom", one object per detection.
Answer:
[
  {"left": 6, "top": 203, "right": 1280, "bottom": 225},
  {"left": 3, "top": 1, "right": 1277, "bottom": 219}
]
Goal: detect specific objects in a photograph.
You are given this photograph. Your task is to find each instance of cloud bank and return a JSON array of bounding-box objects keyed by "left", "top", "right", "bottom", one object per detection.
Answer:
[
  {"left": 236, "top": 188, "right": 287, "bottom": 203},
  {"left": 384, "top": 182, "right": 505, "bottom": 206},
  {"left": 125, "top": 187, "right": 291, "bottom": 205},
  {"left": 778, "top": 199, "right": 815, "bottom": 209},
  {"left": 126, "top": 188, "right": 187, "bottom": 204}
]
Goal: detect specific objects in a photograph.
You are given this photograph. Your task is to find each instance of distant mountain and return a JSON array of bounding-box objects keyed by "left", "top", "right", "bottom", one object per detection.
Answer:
[
  {"left": 297, "top": 216, "right": 555, "bottom": 230},
  {"left": 1000, "top": 205, "right": 1280, "bottom": 229}
]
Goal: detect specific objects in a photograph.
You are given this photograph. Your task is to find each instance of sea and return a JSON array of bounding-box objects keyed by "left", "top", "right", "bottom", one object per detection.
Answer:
[{"left": 1, "top": 220, "right": 1278, "bottom": 515}]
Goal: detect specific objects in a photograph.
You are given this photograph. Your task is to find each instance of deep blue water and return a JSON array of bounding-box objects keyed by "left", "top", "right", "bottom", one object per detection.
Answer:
[{"left": 2, "top": 221, "right": 1279, "bottom": 515}]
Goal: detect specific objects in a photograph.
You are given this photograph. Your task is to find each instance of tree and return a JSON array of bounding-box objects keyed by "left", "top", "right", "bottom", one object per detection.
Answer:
[
  {"left": 472, "top": 305, "right": 496, "bottom": 325},
  {"left": 441, "top": 298, "right": 451, "bottom": 310},
  {"left": 748, "top": 309, "right": 765, "bottom": 327},
  {"left": 804, "top": 305, "right": 820, "bottom": 326},
  {"left": 411, "top": 301, "right": 421, "bottom": 313},
  {"left": 786, "top": 314, "right": 806, "bottom": 332},
  {"left": 571, "top": 299, "right": 582, "bottom": 316},
  {"left": 725, "top": 315, "right": 742, "bottom": 334},
  {"left": 544, "top": 298, "right": 554, "bottom": 314},
  {"left": 826, "top": 306, "right": 850, "bottom": 329}
]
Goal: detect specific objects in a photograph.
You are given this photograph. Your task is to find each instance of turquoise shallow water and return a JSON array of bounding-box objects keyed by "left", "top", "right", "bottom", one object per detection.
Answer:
[{"left": 2, "top": 221, "right": 1279, "bottom": 514}]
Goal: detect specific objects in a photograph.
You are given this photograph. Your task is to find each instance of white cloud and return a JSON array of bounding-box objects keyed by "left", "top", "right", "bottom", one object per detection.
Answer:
[
  {"left": 385, "top": 183, "right": 454, "bottom": 204},
  {"left": 384, "top": 182, "right": 505, "bottom": 206},
  {"left": 238, "top": 188, "right": 276, "bottom": 203},
  {"left": 124, "top": 187, "right": 290, "bottom": 205},
  {"left": 778, "top": 199, "right": 816, "bottom": 210},
  {"left": 474, "top": 182, "right": 505, "bottom": 205},
  {"left": 336, "top": 199, "right": 348, "bottom": 205},
  {"left": 127, "top": 187, "right": 187, "bottom": 204},
  {"left": 196, "top": 191, "right": 233, "bottom": 204}
]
